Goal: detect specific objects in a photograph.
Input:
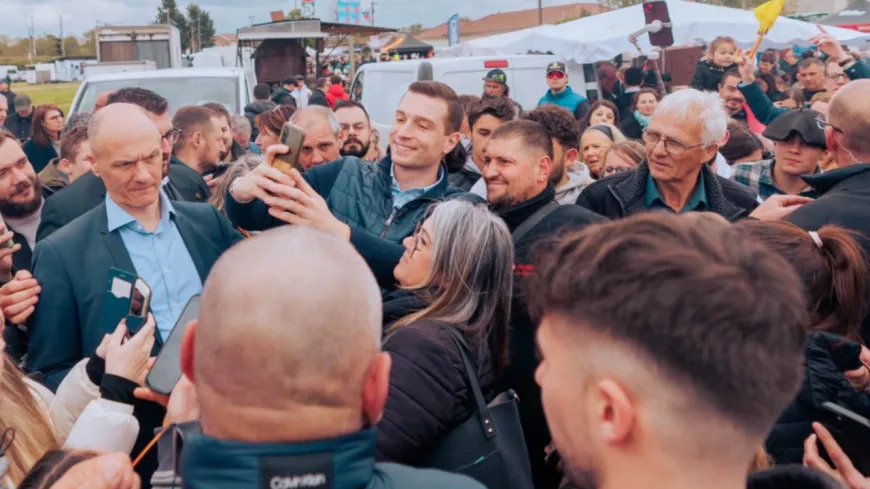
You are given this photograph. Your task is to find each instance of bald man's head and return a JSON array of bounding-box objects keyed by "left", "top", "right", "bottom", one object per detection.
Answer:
[
  {"left": 88, "top": 103, "right": 163, "bottom": 211},
  {"left": 190, "top": 227, "right": 383, "bottom": 431},
  {"left": 829, "top": 80, "right": 870, "bottom": 157}
]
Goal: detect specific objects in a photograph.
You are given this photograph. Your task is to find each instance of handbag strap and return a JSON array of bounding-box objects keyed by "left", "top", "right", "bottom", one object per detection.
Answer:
[
  {"left": 511, "top": 201, "right": 560, "bottom": 243},
  {"left": 436, "top": 323, "right": 498, "bottom": 439}
]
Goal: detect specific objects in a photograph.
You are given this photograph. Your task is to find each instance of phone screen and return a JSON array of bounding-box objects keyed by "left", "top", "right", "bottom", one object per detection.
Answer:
[
  {"left": 126, "top": 278, "right": 152, "bottom": 337},
  {"left": 145, "top": 295, "right": 201, "bottom": 395}
]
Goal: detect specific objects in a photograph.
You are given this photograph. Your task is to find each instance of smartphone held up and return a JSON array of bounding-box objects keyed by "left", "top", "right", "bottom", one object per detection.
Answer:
[{"left": 272, "top": 121, "right": 306, "bottom": 175}]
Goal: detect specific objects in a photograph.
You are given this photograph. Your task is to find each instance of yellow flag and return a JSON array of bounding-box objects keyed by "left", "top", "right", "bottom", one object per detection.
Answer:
[{"left": 754, "top": 0, "right": 786, "bottom": 34}]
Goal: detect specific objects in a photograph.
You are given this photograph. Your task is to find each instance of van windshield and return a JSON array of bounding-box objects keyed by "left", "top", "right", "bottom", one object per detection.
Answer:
[{"left": 74, "top": 77, "right": 239, "bottom": 114}]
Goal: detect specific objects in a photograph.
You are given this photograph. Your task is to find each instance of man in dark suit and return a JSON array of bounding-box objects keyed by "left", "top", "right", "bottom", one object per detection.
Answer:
[
  {"left": 27, "top": 103, "right": 242, "bottom": 488},
  {"left": 36, "top": 88, "right": 209, "bottom": 241},
  {"left": 28, "top": 103, "right": 243, "bottom": 388}
]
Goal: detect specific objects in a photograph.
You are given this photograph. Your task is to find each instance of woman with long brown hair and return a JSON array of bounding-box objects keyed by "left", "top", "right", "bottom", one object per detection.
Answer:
[
  {"left": 22, "top": 105, "right": 64, "bottom": 173},
  {"left": 377, "top": 200, "right": 514, "bottom": 465},
  {"left": 735, "top": 220, "right": 870, "bottom": 466}
]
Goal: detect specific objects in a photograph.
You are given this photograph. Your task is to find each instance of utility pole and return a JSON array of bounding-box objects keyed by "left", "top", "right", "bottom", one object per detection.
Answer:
[
  {"left": 29, "top": 16, "right": 35, "bottom": 61},
  {"left": 371, "top": 1, "right": 376, "bottom": 25},
  {"left": 538, "top": 0, "right": 543, "bottom": 25},
  {"left": 59, "top": 15, "right": 65, "bottom": 57}
]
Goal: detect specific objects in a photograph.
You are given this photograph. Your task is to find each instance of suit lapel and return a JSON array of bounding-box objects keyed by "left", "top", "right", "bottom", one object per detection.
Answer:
[
  {"left": 172, "top": 209, "right": 210, "bottom": 282},
  {"left": 97, "top": 203, "right": 137, "bottom": 273}
]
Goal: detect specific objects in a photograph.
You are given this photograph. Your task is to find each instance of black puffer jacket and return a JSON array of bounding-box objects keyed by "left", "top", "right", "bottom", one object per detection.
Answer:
[
  {"left": 243, "top": 100, "right": 276, "bottom": 140},
  {"left": 382, "top": 289, "right": 427, "bottom": 330},
  {"left": 690, "top": 59, "right": 738, "bottom": 92},
  {"left": 377, "top": 320, "right": 498, "bottom": 466},
  {"left": 766, "top": 331, "right": 870, "bottom": 464},
  {"left": 747, "top": 466, "right": 842, "bottom": 489}
]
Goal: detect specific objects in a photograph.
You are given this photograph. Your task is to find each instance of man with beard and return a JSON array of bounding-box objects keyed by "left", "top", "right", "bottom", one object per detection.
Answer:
[
  {"left": 482, "top": 119, "right": 605, "bottom": 488},
  {"left": 0, "top": 129, "right": 50, "bottom": 362},
  {"left": 172, "top": 105, "right": 226, "bottom": 176},
  {"left": 334, "top": 100, "right": 373, "bottom": 160},
  {"left": 36, "top": 89, "right": 209, "bottom": 242},
  {"left": 527, "top": 213, "right": 807, "bottom": 489},
  {"left": 718, "top": 70, "right": 747, "bottom": 122},
  {"left": 286, "top": 105, "right": 342, "bottom": 170},
  {"left": 0, "top": 130, "right": 49, "bottom": 274}
]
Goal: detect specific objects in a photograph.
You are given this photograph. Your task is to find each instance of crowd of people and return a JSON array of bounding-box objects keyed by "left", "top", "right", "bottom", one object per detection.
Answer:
[{"left": 1, "top": 27, "right": 870, "bottom": 489}]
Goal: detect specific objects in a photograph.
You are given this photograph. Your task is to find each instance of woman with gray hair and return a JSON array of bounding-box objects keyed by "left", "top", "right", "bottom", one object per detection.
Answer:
[{"left": 377, "top": 199, "right": 514, "bottom": 465}]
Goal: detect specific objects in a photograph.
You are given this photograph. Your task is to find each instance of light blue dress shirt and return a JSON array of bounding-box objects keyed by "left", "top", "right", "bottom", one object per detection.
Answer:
[
  {"left": 106, "top": 191, "right": 203, "bottom": 340},
  {"left": 390, "top": 164, "right": 444, "bottom": 210}
]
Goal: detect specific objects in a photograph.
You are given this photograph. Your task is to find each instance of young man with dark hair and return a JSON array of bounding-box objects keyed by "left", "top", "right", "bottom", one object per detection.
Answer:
[
  {"left": 291, "top": 74, "right": 312, "bottom": 108},
  {"left": 759, "top": 50, "right": 779, "bottom": 76},
  {"left": 451, "top": 96, "right": 515, "bottom": 191},
  {"left": 226, "top": 81, "right": 470, "bottom": 287},
  {"left": 616, "top": 67, "right": 644, "bottom": 118},
  {"left": 529, "top": 212, "right": 807, "bottom": 489},
  {"left": 521, "top": 105, "right": 591, "bottom": 204},
  {"left": 245, "top": 84, "right": 277, "bottom": 141},
  {"left": 201, "top": 102, "right": 244, "bottom": 162},
  {"left": 37, "top": 88, "right": 210, "bottom": 241},
  {"left": 334, "top": 99, "right": 374, "bottom": 160},
  {"left": 271, "top": 77, "right": 298, "bottom": 106},
  {"left": 172, "top": 106, "right": 225, "bottom": 176},
  {"left": 481, "top": 119, "right": 605, "bottom": 488},
  {"left": 37, "top": 125, "right": 93, "bottom": 195},
  {"left": 719, "top": 70, "right": 747, "bottom": 120},
  {"left": 309, "top": 77, "right": 330, "bottom": 107}
]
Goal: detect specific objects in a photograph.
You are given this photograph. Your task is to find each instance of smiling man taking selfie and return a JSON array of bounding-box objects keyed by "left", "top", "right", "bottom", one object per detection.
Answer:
[{"left": 225, "top": 81, "right": 472, "bottom": 287}]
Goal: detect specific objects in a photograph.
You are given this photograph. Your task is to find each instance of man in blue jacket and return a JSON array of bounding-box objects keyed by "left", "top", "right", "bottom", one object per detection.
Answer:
[
  {"left": 226, "top": 81, "right": 472, "bottom": 288},
  {"left": 537, "top": 61, "right": 590, "bottom": 121}
]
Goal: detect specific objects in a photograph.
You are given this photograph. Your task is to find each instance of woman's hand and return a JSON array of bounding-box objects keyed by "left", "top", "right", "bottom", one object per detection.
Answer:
[
  {"left": 803, "top": 422, "right": 870, "bottom": 489},
  {"left": 104, "top": 315, "right": 156, "bottom": 385}
]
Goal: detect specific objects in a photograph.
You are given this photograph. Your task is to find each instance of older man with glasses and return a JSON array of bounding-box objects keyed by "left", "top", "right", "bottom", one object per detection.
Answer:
[
  {"left": 37, "top": 88, "right": 209, "bottom": 242},
  {"left": 577, "top": 89, "right": 761, "bottom": 221}
]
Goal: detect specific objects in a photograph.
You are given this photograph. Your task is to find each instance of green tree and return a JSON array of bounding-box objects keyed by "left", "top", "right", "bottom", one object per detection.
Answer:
[
  {"left": 62, "top": 36, "right": 81, "bottom": 56},
  {"left": 407, "top": 23, "right": 424, "bottom": 33},
  {"left": 186, "top": 3, "right": 216, "bottom": 51},
  {"left": 80, "top": 29, "right": 97, "bottom": 56},
  {"left": 155, "top": 0, "right": 190, "bottom": 52},
  {"left": 287, "top": 8, "right": 304, "bottom": 20}
]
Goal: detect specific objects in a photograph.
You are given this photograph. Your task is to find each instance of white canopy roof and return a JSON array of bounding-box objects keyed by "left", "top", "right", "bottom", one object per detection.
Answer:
[{"left": 444, "top": 0, "right": 870, "bottom": 64}]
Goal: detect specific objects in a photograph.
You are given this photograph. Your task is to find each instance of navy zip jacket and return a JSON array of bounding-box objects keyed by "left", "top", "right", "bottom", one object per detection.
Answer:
[{"left": 226, "top": 156, "right": 476, "bottom": 288}]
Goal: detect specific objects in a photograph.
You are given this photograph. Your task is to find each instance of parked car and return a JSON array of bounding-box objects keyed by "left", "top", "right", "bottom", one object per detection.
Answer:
[{"left": 69, "top": 67, "right": 255, "bottom": 115}]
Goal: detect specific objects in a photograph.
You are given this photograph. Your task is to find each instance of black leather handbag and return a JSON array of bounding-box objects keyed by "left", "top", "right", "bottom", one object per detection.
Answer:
[{"left": 420, "top": 324, "right": 534, "bottom": 489}]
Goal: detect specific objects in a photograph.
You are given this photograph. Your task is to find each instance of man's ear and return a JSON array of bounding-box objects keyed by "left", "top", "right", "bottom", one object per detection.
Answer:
[
  {"left": 595, "top": 379, "right": 636, "bottom": 447},
  {"left": 442, "top": 131, "right": 461, "bottom": 157},
  {"left": 538, "top": 155, "right": 554, "bottom": 184},
  {"left": 57, "top": 158, "right": 72, "bottom": 176},
  {"left": 565, "top": 148, "right": 579, "bottom": 164},
  {"left": 361, "top": 352, "right": 391, "bottom": 426},
  {"left": 701, "top": 144, "right": 720, "bottom": 166},
  {"left": 180, "top": 319, "right": 198, "bottom": 383}
]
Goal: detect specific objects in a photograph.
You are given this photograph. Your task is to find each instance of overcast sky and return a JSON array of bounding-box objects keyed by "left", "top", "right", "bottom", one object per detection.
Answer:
[{"left": 1, "top": 0, "right": 588, "bottom": 39}]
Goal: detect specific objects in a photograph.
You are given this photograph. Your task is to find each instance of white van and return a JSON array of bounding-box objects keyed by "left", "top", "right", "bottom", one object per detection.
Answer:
[{"left": 349, "top": 55, "right": 599, "bottom": 146}]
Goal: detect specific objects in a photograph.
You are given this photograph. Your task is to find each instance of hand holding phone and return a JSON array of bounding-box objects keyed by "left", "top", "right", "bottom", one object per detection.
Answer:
[
  {"left": 272, "top": 121, "right": 306, "bottom": 175},
  {"left": 105, "top": 314, "right": 157, "bottom": 385}
]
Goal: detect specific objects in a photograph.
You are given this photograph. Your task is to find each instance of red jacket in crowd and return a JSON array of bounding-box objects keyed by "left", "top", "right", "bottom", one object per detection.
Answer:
[{"left": 327, "top": 84, "right": 350, "bottom": 108}]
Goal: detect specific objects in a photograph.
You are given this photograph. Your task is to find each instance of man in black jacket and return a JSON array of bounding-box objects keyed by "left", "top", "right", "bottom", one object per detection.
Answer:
[
  {"left": 37, "top": 88, "right": 209, "bottom": 241},
  {"left": 788, "top": 80, "right": 870, "bottom": 343},
  {"left": 226, "top": 81, "right": 470, "bottom": 287},
  {"left": 482, "top": 120, "right": 605, "bottom": 488},
  {"left": 244, "top": 83, "right": 276, "bottom": 141},
  {"left": 4, "top": 94, "right": 33, "bottom": 142},
  {"left": 577, "top": 88, "right": 759, "bottom": 221},
  {"left": 309, "top": 77, "right": 330, "bottom": 108},
  {"left": 271, "top": 77, "right": 298, "bottom": 106}
]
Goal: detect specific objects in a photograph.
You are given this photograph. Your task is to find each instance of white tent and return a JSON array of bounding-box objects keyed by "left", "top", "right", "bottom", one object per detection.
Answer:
[{"left": 443, "top": 0, "right": 870, "bottom": 64}]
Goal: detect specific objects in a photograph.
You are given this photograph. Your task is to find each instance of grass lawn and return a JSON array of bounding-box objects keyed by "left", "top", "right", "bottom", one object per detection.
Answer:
[{"left": 13, "top": 82, "right": 81, "bottom": 115}]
